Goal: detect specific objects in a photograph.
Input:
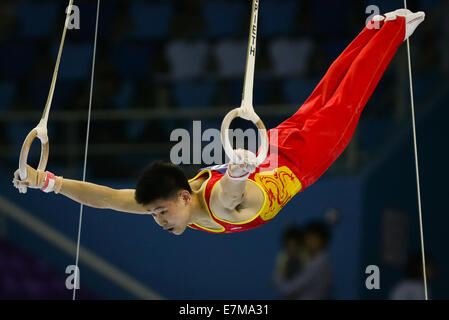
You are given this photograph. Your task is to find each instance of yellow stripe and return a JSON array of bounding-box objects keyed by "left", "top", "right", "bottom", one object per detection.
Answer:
[{"left": 188, "top": 169, "right": 225, "bottom": 233}]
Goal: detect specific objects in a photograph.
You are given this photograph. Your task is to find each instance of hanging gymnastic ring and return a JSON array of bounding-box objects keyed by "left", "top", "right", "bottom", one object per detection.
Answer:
[
  {"left": 220, "top": 107, "right": 269, "bottom": 167},
  {"left": 18, "top": 121, "right": 49, "bottom": 182}
]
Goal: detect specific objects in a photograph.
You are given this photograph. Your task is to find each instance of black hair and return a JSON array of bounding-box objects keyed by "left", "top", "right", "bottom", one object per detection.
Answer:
[
  {"left": 303, "top": 220, "right": 331, "bottom": 246},
  {"left": 282, "top": 225, "right": 304, "bottom": 247},
  {"left": 135, "top": 161, "right": 192, "bottom": 205}
]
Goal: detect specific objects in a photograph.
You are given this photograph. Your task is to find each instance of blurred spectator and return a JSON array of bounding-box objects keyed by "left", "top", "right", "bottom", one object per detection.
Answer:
[
  {"left": 274, "top": 220, "right": 333, "bottom": 299},
  {"left": 389, "top": 251, "right": 436, "bottom": 300},
  {"left": 324, "top": 208, "right": 341, "bottom": 226},
  {"left": 273, "top": 225, "right": 307, "bottom": 299}
]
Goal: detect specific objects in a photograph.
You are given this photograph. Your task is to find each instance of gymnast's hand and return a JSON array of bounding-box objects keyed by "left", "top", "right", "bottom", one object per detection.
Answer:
[
  {"left": 227, "top": 148, "right": 257, "bottom": 179},
  {"left": 216, "top": 149, "right": 258, "bottom": 211},
  {"left": 12, "top": 165, "right": 44, "bottom": 193}
]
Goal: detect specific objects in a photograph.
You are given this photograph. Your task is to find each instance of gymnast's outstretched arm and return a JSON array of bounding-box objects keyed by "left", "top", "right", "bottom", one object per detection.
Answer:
[
  {"left": 59, "top": 179, "right": 146, "bottom": 214},
  {"left": 13, "top": 165, "right": 147, "bottom": 214}
]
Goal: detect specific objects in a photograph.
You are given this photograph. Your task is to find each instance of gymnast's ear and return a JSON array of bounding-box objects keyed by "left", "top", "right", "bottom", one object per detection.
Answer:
[{"left": 179, "top": 189, "right": 191, "bottom": 205}]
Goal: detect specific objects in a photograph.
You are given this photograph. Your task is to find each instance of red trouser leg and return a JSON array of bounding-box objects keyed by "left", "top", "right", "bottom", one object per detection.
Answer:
[{"left": 266, "top": 18, "right": 406, "bottom": 189}]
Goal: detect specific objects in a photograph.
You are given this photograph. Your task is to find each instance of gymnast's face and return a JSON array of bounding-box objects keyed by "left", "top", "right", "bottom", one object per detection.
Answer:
[{"left": 146, "top": 190, "right": 192, "bottom": 236}]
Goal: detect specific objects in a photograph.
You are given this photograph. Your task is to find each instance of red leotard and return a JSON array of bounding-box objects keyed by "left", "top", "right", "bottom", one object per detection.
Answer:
[{"left": 189, "top": 18, "right": 406, "bottom": 234}]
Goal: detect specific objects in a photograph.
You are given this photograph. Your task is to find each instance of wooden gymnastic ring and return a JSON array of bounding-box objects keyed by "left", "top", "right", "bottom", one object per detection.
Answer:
[
  {"left": 19, "top": 128, "right": 49, "bottom": 180},
  {"left": 220, "top": 107, "right": 269, "bottom": 167}
]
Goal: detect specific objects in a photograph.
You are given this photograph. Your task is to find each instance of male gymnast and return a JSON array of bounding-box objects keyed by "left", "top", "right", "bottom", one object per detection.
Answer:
[{"left": 13, "top": 9, "right": 425, "bottom": 236}]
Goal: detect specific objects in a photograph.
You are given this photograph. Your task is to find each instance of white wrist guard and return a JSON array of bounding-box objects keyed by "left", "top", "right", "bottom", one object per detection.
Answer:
[
  {"left": 226, "top": 167, "right": 250, "bottom": 181},
  {"left": 40, "top": 171, "right": 63, "bottom": 194}
]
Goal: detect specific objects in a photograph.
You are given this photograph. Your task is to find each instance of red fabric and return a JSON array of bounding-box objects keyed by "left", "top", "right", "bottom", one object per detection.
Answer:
[
  {"left": 260, "top": 18, "right": 405, "bottom": 189},
  {"left": 190, "top": 19, "right": 406, "bottom": 233}
]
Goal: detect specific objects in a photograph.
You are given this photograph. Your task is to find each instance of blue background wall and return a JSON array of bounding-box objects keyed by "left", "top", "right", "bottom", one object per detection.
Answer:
[{"left": 359, "top": 91, "right": 449, "bottom": 299}]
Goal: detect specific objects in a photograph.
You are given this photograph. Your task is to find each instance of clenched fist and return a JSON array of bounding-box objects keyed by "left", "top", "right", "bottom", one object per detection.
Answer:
[
  {"left": 12, "top": 165, "right": 46, "bottom": 194},
  {"left": 227, "top": 149, "right": 257, "bottom": 180}
]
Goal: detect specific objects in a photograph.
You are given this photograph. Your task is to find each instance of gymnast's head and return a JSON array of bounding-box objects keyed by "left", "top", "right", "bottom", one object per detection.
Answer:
[{"left": 135, "top": 161, "right": 193, "bottom": 235}]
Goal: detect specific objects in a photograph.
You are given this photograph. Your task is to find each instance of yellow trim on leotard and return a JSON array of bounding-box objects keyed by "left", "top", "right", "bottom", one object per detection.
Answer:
[
  {"left": 187, "top": 169, "right": 226, "bottom": 233},
  {"left": 187, "top": 166, "right": 302, "bottom": 232}
]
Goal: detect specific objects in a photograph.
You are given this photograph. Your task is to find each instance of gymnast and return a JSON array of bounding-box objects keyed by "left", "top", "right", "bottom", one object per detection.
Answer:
[{"left": 13, "top": 9, "right": 425, "bottom": 236}]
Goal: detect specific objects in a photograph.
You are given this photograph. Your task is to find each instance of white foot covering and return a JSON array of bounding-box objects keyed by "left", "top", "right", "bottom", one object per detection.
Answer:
[
  {"left": 402, "top": 10, "right": 425, "bottom": 41},
  {"left": 372, "top": 9, "right": 425, "bottom": 41}
]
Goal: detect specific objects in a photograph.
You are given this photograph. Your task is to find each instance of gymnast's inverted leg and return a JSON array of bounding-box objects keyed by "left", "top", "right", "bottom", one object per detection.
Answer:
[{"left": 267, "top": 10, "right": 424, "bottom": 189}]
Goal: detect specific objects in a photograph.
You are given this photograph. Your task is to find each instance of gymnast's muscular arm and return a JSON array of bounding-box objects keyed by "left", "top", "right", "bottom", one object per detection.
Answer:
[
  {"left": 215, "top": 149, "right": 257, "bottom": 210},
  {"left": 13, "top": 165, "right": 147, "bottom": 214},
  {"left": 60, "top": 179, "right": 146, "bottom": 214},
  {"left": 214, "top": 173, "right": 247, "bottom": 210}
]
